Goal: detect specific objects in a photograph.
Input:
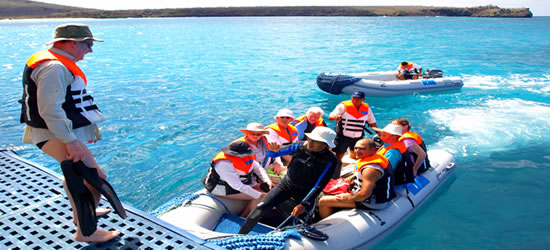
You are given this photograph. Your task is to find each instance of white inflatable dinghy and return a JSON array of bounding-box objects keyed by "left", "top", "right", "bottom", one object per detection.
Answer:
[
  {"left": 316, "top": 70, "right": 463, "bottom": 97},
  {"left": 155, "top": 149, "right": 457, "bottom": 249}
]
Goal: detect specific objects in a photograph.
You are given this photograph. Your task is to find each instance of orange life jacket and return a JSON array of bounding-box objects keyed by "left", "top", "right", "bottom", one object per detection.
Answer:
[
  {"left": 20, "top": 49, "right": 104, "bottom": 129},
  {"left": 266, "top": 123, "right": 298, "bottom": 145},
  {"left": 295, "top": 115, "right": 325, "bottom": 127},
  {"left": 399, "top": 62, "right": 416, "bottom": 72},
  {"left": 26, "top": 50, "right": 87, "bottom": 84},
  {"left": 351, "top": 153, "right": 395, "bottom": 203},
  {"left": 211, "top": 152, "right": 255, "bottom": 173},
  {"left": 355, "top": 154, "right": 390, "bottom": 173},
  {"left": 399, "top": 131, "right": 423, "bottom": 145},
  {"left": 377, "top": 141, "right": 407, "bottom": 156}
]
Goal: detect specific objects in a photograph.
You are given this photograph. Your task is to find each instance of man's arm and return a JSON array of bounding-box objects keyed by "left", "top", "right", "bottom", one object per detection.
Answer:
[
  {"left": 349, "top": 167, "right": 382, "bottom": 202},
  {"left": 251, "top": 161, "right": 272, "bottom": 186},
  {"left": 328, "top": 104, "right": 345, "bottom": 121},
  {"left": 408, "top": 144, "right": 427, "bottom": 176},
  {"left": 215, "top": 161, "right": 262, "bottom": 199},
  {"left": 267, "top": 143, "right": 300, "bottom": 158}
]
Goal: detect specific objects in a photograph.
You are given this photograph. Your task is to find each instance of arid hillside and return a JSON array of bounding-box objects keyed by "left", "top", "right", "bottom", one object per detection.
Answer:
[{"left": 0, "top": 0, "right": 533, "bottom": 19}]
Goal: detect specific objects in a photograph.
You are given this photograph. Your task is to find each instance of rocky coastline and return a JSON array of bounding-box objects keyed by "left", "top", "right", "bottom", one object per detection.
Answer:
[{"left": 0, "top": 0, "right": 533, "bottom": 19}]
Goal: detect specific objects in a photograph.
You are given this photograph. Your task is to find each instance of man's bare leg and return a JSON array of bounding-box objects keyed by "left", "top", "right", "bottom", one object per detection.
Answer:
[{"left": 41, "top": 138, "right": 119, "bottom": 242}]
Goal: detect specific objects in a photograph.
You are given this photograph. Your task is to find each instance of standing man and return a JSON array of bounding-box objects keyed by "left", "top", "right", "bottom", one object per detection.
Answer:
[
  {"left": 20, "top": 23, "right": 119, "bottom": 242},
  {"left": 238, "top": 127, "right": 338, "bottom": 234},
  {"left": 329, "top": 91, "right": 377, "bottom": 167},
  {"left": 396, "top": 61, "right": 423, "bottom": 80}
]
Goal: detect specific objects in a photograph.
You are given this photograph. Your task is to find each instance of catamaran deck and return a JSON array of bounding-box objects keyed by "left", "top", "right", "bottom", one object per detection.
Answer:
[{"left": 0, "top": 149, "right": 221, "bottom": 249}]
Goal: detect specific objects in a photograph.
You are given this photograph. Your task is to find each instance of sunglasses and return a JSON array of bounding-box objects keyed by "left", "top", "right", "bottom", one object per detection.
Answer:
[
  {"left": 80, "top": 40, "right": 93, "bottom": 49},
  {"left": 249, "top": 133, "right": 265, "bottom": 136}
]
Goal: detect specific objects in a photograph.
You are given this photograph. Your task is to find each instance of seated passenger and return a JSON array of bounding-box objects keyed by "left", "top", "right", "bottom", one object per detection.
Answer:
[
  {"left": 238, "top": 126, "right": 338, "bottom": 234},
  {"left": 318, "top": 139, "right": 396, "bottom": 218},
  {"left": 393, "top": 118, "right": 430, "bottom": 176},
  {"left": 373, "top": 123, "right": 413, "bottom": 185},
  {"left": 235, "top": 122, "right": 271, "bottom": 169},
  {"left": 266, "top": 108, "right": 299, "bottom": 170},
  {"left": 202, "top": 141, "right": 273, "bottom": 217},
  {"left": 291, "top": 107, "right": 327, "bottom": 141},
  {"left": 396, "top": 61, "right": 423, "bottom": 80}
]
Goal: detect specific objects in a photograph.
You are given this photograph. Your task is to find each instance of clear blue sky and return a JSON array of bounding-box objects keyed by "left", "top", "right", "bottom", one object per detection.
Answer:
[{"left": 37, "top": 0, "right": 547, "bottom": 16}]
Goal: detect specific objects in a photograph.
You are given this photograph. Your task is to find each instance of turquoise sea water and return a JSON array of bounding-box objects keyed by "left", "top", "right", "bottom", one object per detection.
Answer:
[{"left": 1, "top": 17, "right": 549, "bottom": 248}]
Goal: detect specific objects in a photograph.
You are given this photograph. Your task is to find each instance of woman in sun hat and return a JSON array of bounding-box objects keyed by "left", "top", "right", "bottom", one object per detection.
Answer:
[{"left": 233, "top": 122, "right": 271, "bottom": 168}]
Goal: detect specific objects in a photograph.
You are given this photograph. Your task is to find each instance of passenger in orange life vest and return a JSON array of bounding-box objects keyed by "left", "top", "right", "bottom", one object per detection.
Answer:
[
  {"left": 234, "top": 122, "right": 273, "bottom": 170},
  {"left": 291, "top": 107, "right": 327, "bottom": 141},
  {"left": 202, "top": 141, "right": 273, "bottom": 217},
  {"left": 396, "top": 61, "right": 423, "bottom": 80},
  {"left": 372, "top": 123, "right": 406, "bottom": 171},
  {"left": 318, "top": 138, "right": 396, "bottom": 219},
  {"left": 392, "top": 118, "right": 429, "bottom": 176},
  {"left": 19, "top": 23, "right": 120, "bottom": 242},
  {"left": 266, "top": 109, "right": 299, "bottom": 172},
  {"left": 329, "top": 91, "right": 378, "bottom": 163}
]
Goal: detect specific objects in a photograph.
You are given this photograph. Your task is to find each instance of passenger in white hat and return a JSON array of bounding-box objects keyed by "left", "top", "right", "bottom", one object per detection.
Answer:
[
  {"left": 372, "top": 123, "right": 407, "bottom": 171},
  {"left": 265, "top": 109, "right": 299, "bottom": 174},
  {"left": 239, "top": 126, "right": 339, "bottom": 234}
]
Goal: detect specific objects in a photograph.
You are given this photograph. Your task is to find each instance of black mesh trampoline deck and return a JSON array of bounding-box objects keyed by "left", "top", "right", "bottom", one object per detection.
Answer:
[{"left": 0, "top": 149, "right": 222, "bottom": 249}]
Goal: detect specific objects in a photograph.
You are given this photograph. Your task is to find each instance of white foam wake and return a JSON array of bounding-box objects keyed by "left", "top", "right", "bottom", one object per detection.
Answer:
[
  {"left": 462, "top": 74, "right": 550, "bottom": 95},
  {"left": 429, "top": 98, "right": 550, "bottom": 158}
]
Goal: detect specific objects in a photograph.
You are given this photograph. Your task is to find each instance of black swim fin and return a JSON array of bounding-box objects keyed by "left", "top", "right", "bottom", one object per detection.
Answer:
[
  {"left": 61, "top": 160, "right": 97, "bottom": 237},
  {"left": 72, "top": 160, "right": 128, "bottom": 219}
]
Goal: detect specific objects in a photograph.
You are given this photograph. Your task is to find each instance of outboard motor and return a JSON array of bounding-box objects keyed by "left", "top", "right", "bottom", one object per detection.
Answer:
[{"left": 422, "top": 69, "right": 443, "bottom": 78}]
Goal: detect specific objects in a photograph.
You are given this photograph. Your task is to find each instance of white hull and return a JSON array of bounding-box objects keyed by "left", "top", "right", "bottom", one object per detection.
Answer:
[
  {"left": 317, "top": 71, "right": 463, "bottom": 97},
  {"left": 158, "top": 149, "right": 457, "bottom": 249}
]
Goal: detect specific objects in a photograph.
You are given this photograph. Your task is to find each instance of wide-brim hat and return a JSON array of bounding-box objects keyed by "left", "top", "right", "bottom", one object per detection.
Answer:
[
  {"left": 46, "top": 23, "right": 104, "bottom": 45},
  {"left": 239, "top": 122, "right": 269, "bottom": 134},
  {"left": 304, "top": 126, "right": 336, "bottom": 148},
  {"left": 372, "top": 123, "right": 402, "bottom": 136},
  {"left": 273, "top": 108, "right": 294, "bottom": 120},
  {"left": 222, "top": 141, "right": 257, "bottom": 157}
]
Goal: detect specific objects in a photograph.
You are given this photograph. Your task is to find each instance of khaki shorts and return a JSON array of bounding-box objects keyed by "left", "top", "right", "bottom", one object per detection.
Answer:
[{"left": 22, "top": 125, "right": 101, "bottom": 145}]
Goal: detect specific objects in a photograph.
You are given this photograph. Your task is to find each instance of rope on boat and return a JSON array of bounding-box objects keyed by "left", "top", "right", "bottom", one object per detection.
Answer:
[
  {"left": 208, "top": 229, "right": 302, "bottom": 250},
  {"left": 151, "top": 193, "right": 232, "bottom": 217},
  {"left": 151, "top": 193, "right": 200, "bottom": 217}
]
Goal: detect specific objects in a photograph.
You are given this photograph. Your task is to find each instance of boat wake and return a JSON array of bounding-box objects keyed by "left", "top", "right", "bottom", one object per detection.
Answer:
[
  {"left": 428, "top": 98, "right": 550, "bottom": 159},
  {"left": 462, "top": 74, "right": 550, "bottom": 95}
]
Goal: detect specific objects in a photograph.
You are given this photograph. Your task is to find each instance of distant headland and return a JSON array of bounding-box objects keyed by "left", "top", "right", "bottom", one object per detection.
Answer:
[{"left": 0, "top": 0, "right": 533, "bottom": 19}]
